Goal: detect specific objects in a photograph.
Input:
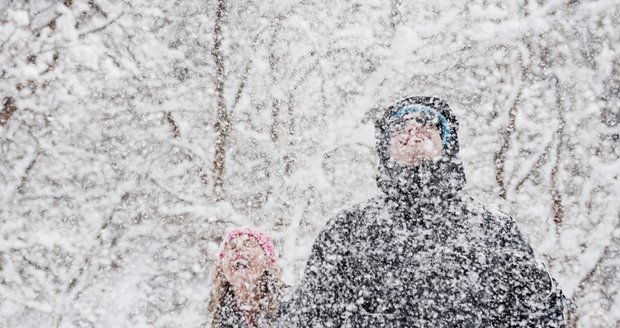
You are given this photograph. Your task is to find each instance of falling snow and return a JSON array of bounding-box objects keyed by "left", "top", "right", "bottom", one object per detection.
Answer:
[{"left": 1, "top": 0, "right": 619, "bottom": 327}]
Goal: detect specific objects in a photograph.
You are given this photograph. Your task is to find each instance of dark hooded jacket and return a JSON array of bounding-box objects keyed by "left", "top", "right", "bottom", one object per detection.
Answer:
[{"left": 278, "top": 96, "right": 566, "bottom": 327}]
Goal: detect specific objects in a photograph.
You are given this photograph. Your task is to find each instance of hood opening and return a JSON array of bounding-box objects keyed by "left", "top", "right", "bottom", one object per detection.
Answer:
[{"left": 374, "top": 96, "right": 466, "bottom": 206}]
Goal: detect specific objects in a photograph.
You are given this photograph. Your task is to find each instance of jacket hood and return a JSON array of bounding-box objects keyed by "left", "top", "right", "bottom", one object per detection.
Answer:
[{"left": 374, "top": 96, "right": 466, "bottom": 207}]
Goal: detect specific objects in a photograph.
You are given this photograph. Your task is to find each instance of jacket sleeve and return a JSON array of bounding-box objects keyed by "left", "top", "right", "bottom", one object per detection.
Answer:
[
  {"left": 278, "top": 214, "right": 353, "bottom": 328},
  {"left": 488, "top": 214, "right": 567, "bottom": 327}
]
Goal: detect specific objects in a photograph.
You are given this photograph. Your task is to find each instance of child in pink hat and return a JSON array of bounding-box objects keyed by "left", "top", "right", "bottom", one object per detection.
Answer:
[{"left": 208, "top": 227, "right": 285, "bottom": 328}]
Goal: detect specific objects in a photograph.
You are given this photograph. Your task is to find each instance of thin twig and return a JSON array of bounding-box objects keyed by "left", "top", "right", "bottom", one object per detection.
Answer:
[
  {"left": 514, "top": 138, "right": 554, "bottom": 192},
  {"left": 165, "top": 112, "right": 181, "bottom": 138},
  {"left": 78, "top": 13, "right": 123, "bottom": 38},
  {"left": 231, "top": 60, "right": 252, "bottom": 111},
  {"left": 66, "top": 191, "right": 130, "bottom": 299},
  {"left": 17, "top": 153, "right": 40, "bottom": 193}
]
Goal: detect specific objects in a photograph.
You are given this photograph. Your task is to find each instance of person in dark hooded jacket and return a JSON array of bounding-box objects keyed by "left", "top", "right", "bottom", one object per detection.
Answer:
[{"left": 278, "top": 96, "right": 566, "bottom": 327}]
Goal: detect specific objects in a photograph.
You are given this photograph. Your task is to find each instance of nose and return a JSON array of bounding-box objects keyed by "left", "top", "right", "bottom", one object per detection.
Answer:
[
  {"left": 229, "top": 240, "right": 243, "bottom": 253},
  {"left": 406, "top": 124, "right": 425, "bottom": 138}
]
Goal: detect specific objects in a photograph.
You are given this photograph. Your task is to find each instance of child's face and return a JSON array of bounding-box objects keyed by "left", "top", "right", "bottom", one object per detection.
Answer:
[
  {"left": 389, "top": 113, "right": 444, "bottom": 166},
  {"left": 220, "top": 235, "right": 270, "bottom": 290}
]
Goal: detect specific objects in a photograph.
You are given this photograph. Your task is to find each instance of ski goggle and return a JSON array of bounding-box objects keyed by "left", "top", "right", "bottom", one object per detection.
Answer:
[
  {"left": 383, "top": 104, "right": 451, "bottom": 149},
  {"left": 387, "top": 111, "right": 440, "bottom": 134}
]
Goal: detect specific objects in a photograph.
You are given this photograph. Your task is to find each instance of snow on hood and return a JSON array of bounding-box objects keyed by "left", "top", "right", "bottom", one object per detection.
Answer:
[{"left": 373, "top": 96, "right": 466, "bottom": 206}]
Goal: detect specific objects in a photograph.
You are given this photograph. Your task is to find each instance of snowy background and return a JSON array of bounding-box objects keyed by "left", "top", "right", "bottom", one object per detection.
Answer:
[{"left": 1, "top": 0, "right": 619, "bottom": 327}]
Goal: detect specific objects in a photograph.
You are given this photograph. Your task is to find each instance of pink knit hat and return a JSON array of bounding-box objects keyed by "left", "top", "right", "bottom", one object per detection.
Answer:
[{"left": 217, "top": 227, "right": 277, "bottom": 265}]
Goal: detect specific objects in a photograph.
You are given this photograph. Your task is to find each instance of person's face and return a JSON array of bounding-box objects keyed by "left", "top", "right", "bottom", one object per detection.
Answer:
[
  {"left": 220, "top": 235, "right": 269, "bottom": 290},
  {"left": 388, "top": 112, "right": 444, "bottom": 166}
]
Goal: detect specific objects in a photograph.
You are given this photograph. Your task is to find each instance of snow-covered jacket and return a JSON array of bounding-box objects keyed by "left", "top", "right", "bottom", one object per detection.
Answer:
[
  {"left": 278, "top": 96, "right": 566, "bottom": 327},
  {"left": 213, "top": 287, "right": 287, "bottom": 328}
]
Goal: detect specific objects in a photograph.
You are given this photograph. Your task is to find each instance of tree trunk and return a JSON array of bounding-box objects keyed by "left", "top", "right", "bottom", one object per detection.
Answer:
[{"left": 212, "top": 0, "right": 228, "bottom": 201}]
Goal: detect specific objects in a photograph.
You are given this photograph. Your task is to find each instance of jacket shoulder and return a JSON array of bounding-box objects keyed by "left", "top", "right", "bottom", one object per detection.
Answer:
[
  {"left": 461, "top": 197, "right": 533, "bottom": 250},
  {"left": 317, "top": 196, "right": 385, "bottom": 245},
  {"left": 462, "top": 197, "right": 515, "bottom": 227}
]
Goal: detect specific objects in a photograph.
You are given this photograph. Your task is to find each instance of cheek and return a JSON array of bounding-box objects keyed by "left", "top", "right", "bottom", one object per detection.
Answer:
[
  {"left": 428, "top": 134, "right": 444, "bottom": 153},
  {"left": 221, "top": 265, "right": 235, "bottom": 283},
  {"left": 390, "top": 139, "right": 417, "bottom": 157},
  {"left": 390, "top": 139, "right": 403, "bottom": 152},
  {"left": 248, "top": 256, "right": 268, "bottom": 274}
]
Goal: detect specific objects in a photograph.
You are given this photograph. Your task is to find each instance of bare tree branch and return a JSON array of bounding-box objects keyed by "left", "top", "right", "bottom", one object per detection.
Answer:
[
  {"left": 551, "top": 76, "right": 567, "bottom": 226},
  {"left": 269, "top": 23, "right": 283, "bottom": 143},
  {"left": 17, "top": 153, "right": 40, "bottom": 193},
  {"left": 88, "top": 0, "right": 108, "bottom": 18},
  {"left": 0, "top": 96, "right": 18, "bottom": 127},
  {"left": 78, "top": 13, "right": 123, "bottom": 38},
  {"left": 231, "top": 60, "right": 252, "bottom": 112},
  {"left": 514, "top": 138, "right": 554, "bottom": 192},
  {"left": 291, "top": 59, "right": 320, "bottom": 92},
  {"left": 165, "top": 112, "right": 181, "bottom": 138},
  {"left": 66, "top": 191, "right": 130, "bottom": 300},
  {"left": 567, "top": 234, "right": 618, "bottom": 326},
  {"left": 494, "top": 86, "right": 521, "bottom": 199}
]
